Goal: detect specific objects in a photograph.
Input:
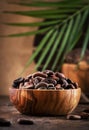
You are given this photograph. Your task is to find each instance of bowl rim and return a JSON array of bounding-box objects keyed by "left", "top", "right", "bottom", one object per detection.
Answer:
[{"left": 9, "top": 87, "right": 81, "bottom": 92}]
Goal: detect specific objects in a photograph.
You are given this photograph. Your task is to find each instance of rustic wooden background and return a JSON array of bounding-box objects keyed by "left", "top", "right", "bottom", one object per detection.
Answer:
[{"left": 0, "top": 0, "right": 43, "bottom": 95}]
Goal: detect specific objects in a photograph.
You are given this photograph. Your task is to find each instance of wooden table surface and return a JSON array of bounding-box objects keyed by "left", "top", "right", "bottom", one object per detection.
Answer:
[{"left": 0, "top": 96, "right": 89, "bottom": 130}]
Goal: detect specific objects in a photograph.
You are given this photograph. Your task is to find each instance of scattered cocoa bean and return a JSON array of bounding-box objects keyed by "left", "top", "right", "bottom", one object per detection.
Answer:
[
  {"left": 17, "top": 118, "right": 34, "bottom": 125},
  {"left": 0, "top": 118, "right": 11, "bottom": 127},
  {"left": 67, "top": 114, "right": 81, "bottom": 120},
  {"left": 80, "top": 112, "right": 89, "bottom": 119}
]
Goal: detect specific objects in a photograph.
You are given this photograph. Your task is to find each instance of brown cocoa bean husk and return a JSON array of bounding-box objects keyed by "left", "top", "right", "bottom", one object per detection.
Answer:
[
  {"left": 80, "top": 112, "right": 89, "bottom": 119},
  {"left": 17, "top": 118, "right": 34, "bottom": 125},
  {"left": 0, "top": 118, "right": 11, "bottom": 127},
  {"left": 32, "top": 72, "right": 47, "bottom": 78},
  {"left": 67, "top": 114, "right": 81, "bottom": 120}
]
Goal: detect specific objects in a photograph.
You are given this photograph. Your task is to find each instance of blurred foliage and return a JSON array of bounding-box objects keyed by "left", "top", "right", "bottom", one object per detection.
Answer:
[{"left": 2, "top": 0, "right": 89, "bottom": 72}]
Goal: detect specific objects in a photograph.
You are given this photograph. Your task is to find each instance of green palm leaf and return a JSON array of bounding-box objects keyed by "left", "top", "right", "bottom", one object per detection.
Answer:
[
  {"left": 80, "top": 26, "right": 89, "bottom": 60},
  {"left": 4, "top": 9, "right": 77, "bottom": 16},
  {"left": 2, "top": 0, "right": 89, "bottom": 73},
  {"left": 68, "top": 9, "right": 89, "bottom": 52},
  {"left": 8, "top": 0, "right": 86, "bottom": 8},
  {"left": 20, "top": 28, "right": 54, "bottom": 75},
  {"left": 5, "top": 26, "right": 52, "bottom": 37},
  {"left": 35, "top": 29, "right": 58, "bottom": 70},
  {"left": 3, "top": 1, "right": 89, "bottom": 37},
  {"left": 66, "top": 13, "right": 81, "bottom": 52},
  {"left": 42, "top": 24, "right": 67, "bottom": 71},
  {"left": 4, "top": 10, "right": 68, "bottom": 19},
  {"left": 52, "top": 19, "right": 73, "bottom": 71},
  {"left": 3, "top": 20, "right": 60, "bottom": 27}
]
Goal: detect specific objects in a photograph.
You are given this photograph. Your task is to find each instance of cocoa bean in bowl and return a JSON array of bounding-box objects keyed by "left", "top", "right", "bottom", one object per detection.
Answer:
[{"left": 9, "top": 70, "right": 81, "bottom": 116}]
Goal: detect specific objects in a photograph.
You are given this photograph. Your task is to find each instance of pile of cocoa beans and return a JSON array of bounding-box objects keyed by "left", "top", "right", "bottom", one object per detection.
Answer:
[{"left": 12, "top": 70, "right": 78, "bottom": 90}]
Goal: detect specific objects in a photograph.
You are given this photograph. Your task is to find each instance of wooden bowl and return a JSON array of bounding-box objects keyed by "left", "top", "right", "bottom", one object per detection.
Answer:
[
  {"left": 62, "top": 62, "right": 89, "bottom": 94},
  {"left": 9, "top": 88, "right": 81, "bottom": 116}
]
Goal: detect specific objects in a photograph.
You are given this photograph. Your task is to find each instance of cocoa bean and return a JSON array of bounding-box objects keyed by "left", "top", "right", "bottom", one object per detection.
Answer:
[
  {"left": 37, "top": 86, "right": 48, "bottom": 89},
  {"left": 12, "top": 77, "right": 24, "bottom": 88},
  {"left": 67, "top": 114, "right": 81, "bottom": 120},
  {"left": 44, "top": 70, "right": 54, "bottom": 77},
  {"left": 42, "top": 78, "right": 57, "bottom": 86},
  {"left": 80, "top": 112, "right": 89, "bottom": 119},
  {"left": 17, "top": 118, "right": 34, "bottom": 125},
  {"left": 0, "top": 118, "right": 11, "bottom": 127},
  {"left": 22, "top": 84, "right": 34, "bottom": 89},
  {"left": 26, "top": 74, "right": 32, "bottom": 79},
  {"left": 33, "top": 72, "right": 47, "bottom": 78},
  {"left": 55, "top": 72, "right": 65, "bottom": 79},
  {"left": 65, "top": 84, "right": 75, "bottom": 89},
  {"left": 48, "top": 84, "right": 56, "bottom": 89},
  {"left": 61, "top": 79, "right": 69, "bottom": 88},
  {"left": 66, "top": 78, "right": 73, "bottom": 84},
  {"left": 52, "top": 74, "right": 59, "bottom": 81},
  {"left": 73, "top": 82, "right": 78, "bottom": 88},
  {"left": 35, "top": 82, "right": 48, "bottom": 89},
  {"left": 55, "top": 84, "right": 61, "bottom": 89}
]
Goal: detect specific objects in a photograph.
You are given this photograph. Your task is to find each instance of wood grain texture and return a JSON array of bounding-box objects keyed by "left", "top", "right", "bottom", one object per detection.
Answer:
[{"left": 9, "top": 88, "right": 81, "bottom": 116}]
